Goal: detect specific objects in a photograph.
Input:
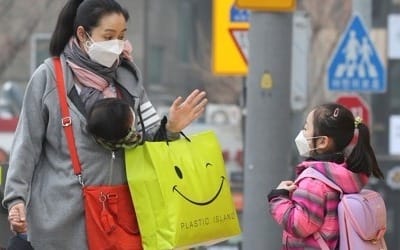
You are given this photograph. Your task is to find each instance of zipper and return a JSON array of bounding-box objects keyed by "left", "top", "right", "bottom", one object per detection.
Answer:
[{"left": 108, "top": 151, "right": 116, "bottom": 185}]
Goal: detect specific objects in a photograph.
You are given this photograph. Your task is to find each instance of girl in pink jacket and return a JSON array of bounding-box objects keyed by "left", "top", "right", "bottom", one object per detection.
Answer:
[{"left": 268, "top": 103, "right": 384, "bottom": 249}]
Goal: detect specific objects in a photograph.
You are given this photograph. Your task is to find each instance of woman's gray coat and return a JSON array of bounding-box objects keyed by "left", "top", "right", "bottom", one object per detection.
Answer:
[{"left": 2, "top": 55, "right": 176, "bottom": 249}]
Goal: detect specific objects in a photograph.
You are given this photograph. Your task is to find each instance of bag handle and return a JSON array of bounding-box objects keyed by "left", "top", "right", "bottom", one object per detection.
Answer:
[
  {"left": 53, "top": 57, "right": 84, "bottom": 185},
  {"left": 153, "top": 116, "right": 190, "bottom": 145}
]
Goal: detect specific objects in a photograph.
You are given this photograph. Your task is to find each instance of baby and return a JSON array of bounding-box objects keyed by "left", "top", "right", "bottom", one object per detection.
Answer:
[{"left": 86, "top": 98, "right": 141, "bottom": 150}]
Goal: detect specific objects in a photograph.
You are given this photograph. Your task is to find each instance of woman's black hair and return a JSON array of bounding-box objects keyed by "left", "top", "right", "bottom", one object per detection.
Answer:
[
  {"left": 86, "top": 98, "right": 132, "bottom": 141},
  {"left": 312, "top": 103, "right": 384, "bottom": 179},
  {"left": 49, "top": 0, "right": 130, "bottom": 56}
]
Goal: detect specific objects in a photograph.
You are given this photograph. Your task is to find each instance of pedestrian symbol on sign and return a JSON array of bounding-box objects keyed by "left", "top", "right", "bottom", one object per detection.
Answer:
[
  {"left": 327, "top": 14, "right": 386, "bottom": 92},
  {"left": 335, "top": 31, "right": 377, "bottom": 79}
]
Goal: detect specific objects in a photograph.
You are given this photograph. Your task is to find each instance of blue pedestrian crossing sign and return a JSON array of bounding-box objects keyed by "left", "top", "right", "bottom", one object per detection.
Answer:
[{"left": 327, "top": 14, "right": 386, "bottom": 92}]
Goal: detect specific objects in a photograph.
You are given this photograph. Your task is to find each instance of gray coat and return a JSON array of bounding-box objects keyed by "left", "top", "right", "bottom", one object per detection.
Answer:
[{"left": 2, "top": 55, "right": 177, "bottom": 249}]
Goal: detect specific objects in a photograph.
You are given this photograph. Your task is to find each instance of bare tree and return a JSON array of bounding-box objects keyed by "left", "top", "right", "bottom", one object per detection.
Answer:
[
  {"left": 0, "top": 0, "right": 13, "bottom": 17},
  {"left": 299, "top": 0, "right": 352, "bottom": 107},
  {"left": 0, "top": 0, "right": 54, "bottom": 77}
]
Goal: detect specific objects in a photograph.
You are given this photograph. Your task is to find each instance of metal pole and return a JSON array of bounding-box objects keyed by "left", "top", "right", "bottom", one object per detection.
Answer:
[{"left": 242, "top": 12, "right": 293, "bottom": 250}]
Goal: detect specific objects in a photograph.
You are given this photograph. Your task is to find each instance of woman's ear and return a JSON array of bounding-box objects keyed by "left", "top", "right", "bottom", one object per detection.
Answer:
[{"left": 76, "top": 26, "right": 86, "bottom": 43}]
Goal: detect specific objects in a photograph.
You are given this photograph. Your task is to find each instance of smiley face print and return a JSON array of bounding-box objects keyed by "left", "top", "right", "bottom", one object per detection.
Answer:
[{"left": 172, "top": 161, "right": 226, "bottom": 206}]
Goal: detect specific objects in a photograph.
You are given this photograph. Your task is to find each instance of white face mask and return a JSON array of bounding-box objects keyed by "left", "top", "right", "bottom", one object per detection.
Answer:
[
  {"left": 294, "top": 130, "right": 323, "bottom": 157},
  {"left": 86, "top": 34, "right": 125, "bottom": 67}
]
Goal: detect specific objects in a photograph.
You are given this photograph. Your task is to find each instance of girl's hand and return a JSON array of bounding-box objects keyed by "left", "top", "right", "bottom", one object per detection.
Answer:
[
  {"left": 166, "top": 89, "right": 207, "bottom": 133},
  {"left": 276, "top": 180, "right": 297, "bottom": 192}
]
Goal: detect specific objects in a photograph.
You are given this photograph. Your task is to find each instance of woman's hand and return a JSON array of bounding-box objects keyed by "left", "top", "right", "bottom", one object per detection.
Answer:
[
  {"left": 8, "top": 202, "right": 27, "bottom": 233},
  {"left": 166, "top": 89, "right": 207, "bottom": 133},
  {"left": 276, "top": 180, "right": 297, "bottom": 192}
]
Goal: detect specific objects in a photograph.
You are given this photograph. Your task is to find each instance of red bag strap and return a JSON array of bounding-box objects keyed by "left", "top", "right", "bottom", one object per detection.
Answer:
[{"left": 53, "top": 57, "right": 83, "bottom": 184}]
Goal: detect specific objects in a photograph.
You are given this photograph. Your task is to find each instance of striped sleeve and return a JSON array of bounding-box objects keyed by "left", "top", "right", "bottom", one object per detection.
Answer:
[{"left": 137, "top": 101, "right": 160, "bottom": 132}]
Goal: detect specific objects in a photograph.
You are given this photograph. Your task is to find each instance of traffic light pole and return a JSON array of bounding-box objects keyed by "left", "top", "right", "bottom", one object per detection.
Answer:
[{"left": 242, "top": 12, "right": 293, "bottom": 249}]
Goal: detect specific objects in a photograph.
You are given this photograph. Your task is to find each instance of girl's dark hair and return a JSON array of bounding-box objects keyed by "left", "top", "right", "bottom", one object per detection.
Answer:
[
  {"left": 312, "top": 103, "right": 384, "bottom": 179},
  {"left": 87, "top": 98, "right": 132, "bottom": 141},
  {"left": 49, "top": 0, "right": 130, "bottom": 56}
]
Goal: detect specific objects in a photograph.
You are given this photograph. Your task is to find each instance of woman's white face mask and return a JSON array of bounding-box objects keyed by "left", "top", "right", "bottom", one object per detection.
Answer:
[
  {"left": 294, "top": 130, "right": 324, "bottom": 157},
  {"left": 85, "top": 33, "right": 125, "bottom": 67}
]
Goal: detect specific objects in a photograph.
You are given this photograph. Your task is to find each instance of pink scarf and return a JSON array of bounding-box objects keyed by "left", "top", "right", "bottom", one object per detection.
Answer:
[{"left": 66, "top": 39, "right": 134, "bottom": 98}]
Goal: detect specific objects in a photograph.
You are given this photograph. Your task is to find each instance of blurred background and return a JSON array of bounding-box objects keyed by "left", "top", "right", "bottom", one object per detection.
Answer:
[{"left": 0, "top": 0, "right": 399, "bottom": 249}]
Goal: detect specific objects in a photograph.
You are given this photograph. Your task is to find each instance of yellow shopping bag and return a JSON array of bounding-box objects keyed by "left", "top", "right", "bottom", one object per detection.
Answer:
[{"left": 125, "top": 130, "right": 241, "bottom": 250}]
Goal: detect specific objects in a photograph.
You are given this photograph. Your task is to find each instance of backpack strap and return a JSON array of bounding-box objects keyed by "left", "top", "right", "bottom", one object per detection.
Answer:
[
  {"left": 295, "top": 167, "right": 343, "bottom": 250},
  {"left": 313, "top": 232, "right": 330, "bottom": 250},
  {"left": 296, "top": 167, "right": 343, "bottom": 197}
]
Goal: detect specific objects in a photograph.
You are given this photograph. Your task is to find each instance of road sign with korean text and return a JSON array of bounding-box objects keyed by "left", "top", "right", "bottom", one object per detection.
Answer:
[{"left": 212, "top": 0, "right": 250, "bottom": 75}]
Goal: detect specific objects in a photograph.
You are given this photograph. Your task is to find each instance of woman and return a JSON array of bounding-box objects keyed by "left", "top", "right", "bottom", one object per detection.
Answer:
[{"left": 2, "top": 0, "right": 207, "bottom": 249}]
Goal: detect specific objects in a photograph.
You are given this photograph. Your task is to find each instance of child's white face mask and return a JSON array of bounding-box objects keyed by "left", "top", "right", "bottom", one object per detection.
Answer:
[
  {"left": 86, "top": 33, "right": 125, "bottom": 67},
  {"left": 294, "top": 130, "right": 323, "bottom": 157}
]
